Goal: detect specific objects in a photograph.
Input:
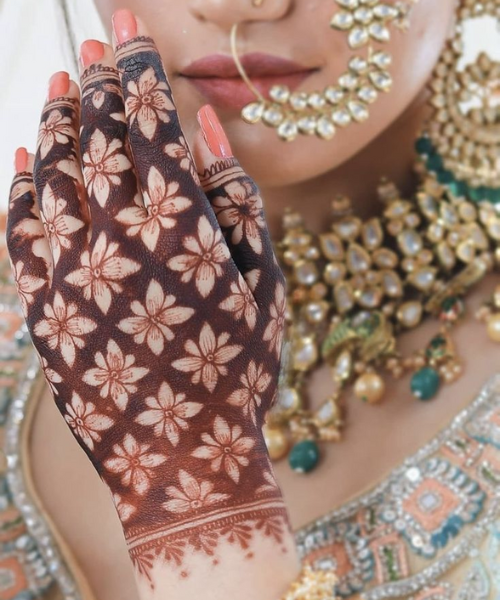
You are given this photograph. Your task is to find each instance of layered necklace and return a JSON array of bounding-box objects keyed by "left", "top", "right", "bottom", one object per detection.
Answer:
[{"left": 265, "top": 139, "right": 500, "bottom": 473}]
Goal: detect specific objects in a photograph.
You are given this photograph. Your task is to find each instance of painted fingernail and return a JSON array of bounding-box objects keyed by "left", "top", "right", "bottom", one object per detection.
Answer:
[
  {"left": 48, "top": 71, "right": 70, "bottom": 101},
  {"left": 112, "top": 9, "right": 138, "bottom": 44},
  {"left": 80, "top": 40, "right": 105, "bottom": 68},
  {"left": 15, "top": 147, "right": 28, "bottom": 173},
  {"left": 197, "top": 105, "right": 233, "bottom": 158}
]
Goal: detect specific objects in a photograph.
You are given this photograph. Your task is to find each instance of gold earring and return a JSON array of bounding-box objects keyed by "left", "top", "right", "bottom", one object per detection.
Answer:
[
  {"left": 233, "top": 0, "right": 420, "bottom": 142},
  {"left": 417, "top": 0, "right": 500, "bottom": 199}
]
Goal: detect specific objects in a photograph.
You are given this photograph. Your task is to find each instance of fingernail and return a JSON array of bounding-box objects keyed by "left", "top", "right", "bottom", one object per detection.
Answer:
[
  {"left": 48, "top": 71, "right": 70, "bottom": 101},
  {"left": 197, "top": 105, "right": 233, "bottom": 158},
  {"left": 80, "top": 40, "right": 105, "bottom": 68},
  {"left": 112, "top": 9, "right": 138, "bottom": 44},
  {"left": 15, "top": 148, "right": 28, "bottom": 173}
]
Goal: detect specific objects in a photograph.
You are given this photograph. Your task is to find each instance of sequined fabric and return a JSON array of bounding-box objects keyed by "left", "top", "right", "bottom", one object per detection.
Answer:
[{"left": 2, "top": 214, "right": 500, "bottom": 599}]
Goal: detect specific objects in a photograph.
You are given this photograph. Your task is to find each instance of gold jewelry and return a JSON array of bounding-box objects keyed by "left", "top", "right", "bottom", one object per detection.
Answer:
[
  {"left": 423, "top": 0, "right": 500, "bottom": 191},
  {"left": 232, "top": 0, "right": 419, "bottom": 141},
  {"left": 281, "top": 566, "right": 337, "bottom": 600},
  {"left": 262, "top": 0, "right": 500, "bottom": 474},
  {"left": 253, "top": 0, "right": 265, "bottom": 6},
  {"left": 266, "top": 153, "right": 500, "bottom": 472}
]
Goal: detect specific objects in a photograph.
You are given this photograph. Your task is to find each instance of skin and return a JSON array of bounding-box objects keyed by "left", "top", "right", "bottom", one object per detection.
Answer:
[{"left": 22, "top": 1, "right": 500, "bottom": 599}]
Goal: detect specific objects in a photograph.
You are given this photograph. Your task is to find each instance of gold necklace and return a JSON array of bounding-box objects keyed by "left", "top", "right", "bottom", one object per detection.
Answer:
[{"left": 264, "top": 139, "right": 500, "bottom": 473}]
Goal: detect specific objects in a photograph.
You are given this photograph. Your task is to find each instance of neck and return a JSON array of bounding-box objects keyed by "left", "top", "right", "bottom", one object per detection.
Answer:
[{"left": 260, "top": 90, "right": 431, "bottom": 239}]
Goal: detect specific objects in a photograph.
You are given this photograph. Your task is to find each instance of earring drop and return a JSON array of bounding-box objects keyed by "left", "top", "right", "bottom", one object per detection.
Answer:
[
  {"left": 236, "top": 0, "right": 420, "bottom": 142},
  {"left": 416, "top": 0, "right": 500, "bottom": 202}
]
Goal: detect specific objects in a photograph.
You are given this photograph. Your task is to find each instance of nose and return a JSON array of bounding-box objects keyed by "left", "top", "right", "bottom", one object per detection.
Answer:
[{"left": 189, "top": 0, "right": 292, "bottom": 30}]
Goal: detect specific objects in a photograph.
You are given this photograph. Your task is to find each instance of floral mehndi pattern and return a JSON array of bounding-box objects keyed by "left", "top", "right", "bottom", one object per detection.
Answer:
[
  {"left": 212, "top": 180, "right": 266, "bottom": 255},
  {"left": 125, "top": 66, "right": 175, "bottom": 141},
  {"left": 82, "top": 129, "right": 132, "bottom": 207},
  {"left": 64, "top": 231, "right": 141, "bottom": 315},
  {"left": 115, "top": 166, "right": 192, "bottom": 252},
  {"left": 37, "top": 109, "right": 74, "bottom": 159},
  {"left": 6, "top": 35, "right": 290, "bottom": 584}
]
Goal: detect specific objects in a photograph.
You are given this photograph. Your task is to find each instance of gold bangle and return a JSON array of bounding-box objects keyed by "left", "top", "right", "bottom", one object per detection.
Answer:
[{"left": 281, "top": 565, "right": 337, "bottom": 600}]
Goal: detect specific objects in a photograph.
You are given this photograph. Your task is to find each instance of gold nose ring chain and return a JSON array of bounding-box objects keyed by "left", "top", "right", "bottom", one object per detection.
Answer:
[{"left": 234, "top": 0, "right": 419, "bottom": 142}]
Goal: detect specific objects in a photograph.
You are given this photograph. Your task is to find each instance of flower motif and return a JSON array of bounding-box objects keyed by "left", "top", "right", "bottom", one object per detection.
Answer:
[
  {"left": 13, "top": 260, "right": 45, "bottom": 316},
  {"left": 118, "top": 279, "right": 194, "bottom": 356},
  {"left": 227, "top": 361, "right": 271, "bottom": 425},
  {"left": 39, "top": 183, "right": 85, "bottom": 265},
  {"left": 164, "top": 136, "right": 198, "bottom": 181},
  {"left": 135, "top": 380, "right": 203, "bottom": 446},
  {"left": 112, "top": 493, "right": 136, "bottom": 523},
  {"left": 115, "top": 166, "right": 192, "bottom": 252},
  {"left": 82, "top": 129, "right": 132, "bottom": 207},
  {"left": 64, "top": 392, "right": 114, "bottom": 451},
  {"left": 37, "top": 109, "right": 74, "bottom": 159},
  {"left": 263, "top": 282, "right": 286, "bottom": 358},
  {"left": 172, "top": 322, "right": 242, "bottom": 393},
  {"left": 11, "top": 215, "right": 53, "bottom": 275},
  {"left": 218, "top": 274, "right": 258, "bottom": 331},
  {"left": 163, "top": 470, "right": 229, "bottom": 514},
  {"left": 33, "top": 292, "right": 97, "bottom": 367},
  {"left": 212, "top": 181, "right": 265, "bottom": 255},
  {"left": 82, "top": 339, "right": 149, "bottom": 411},
  {"left": 167, "top": 215, "right": 230, "bottom": 298},
  {"left": 126, "top": 67, "right": 175, "bottom": 140},
  {"left": 64, "top": 231, "right": 141, "bottom": 315},
  {"left": 104, "top": 433, "right": 167, "bottom": 496},
  {"left": 192, "top": 416, "right": 255, "bottom": 483},
  {"left": 39, "top": 355, "right": 63, "bottom": 396}
]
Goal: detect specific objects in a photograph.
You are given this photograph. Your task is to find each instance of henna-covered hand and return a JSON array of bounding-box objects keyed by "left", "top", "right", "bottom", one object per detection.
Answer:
[{"left": 6, "top": 20, "right": 291, "bottom": 587}]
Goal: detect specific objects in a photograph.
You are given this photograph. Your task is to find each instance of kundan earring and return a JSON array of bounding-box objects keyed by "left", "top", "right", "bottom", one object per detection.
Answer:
[
  {"left": 416, "top": 0, "right": 500, "bottom": 201},
  {"left": 232, "top": 0, "right": 420, "bottom": 141}
]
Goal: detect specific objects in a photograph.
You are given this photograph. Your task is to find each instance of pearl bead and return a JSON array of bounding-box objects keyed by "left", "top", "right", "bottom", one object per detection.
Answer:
[
  {"left": 354, "top": 373, "right": 385, "bottom": 404},
  {"left": 263, "top": 425, "right": 289, "bottom": 460},
  {"left": 487, "top": 314, "right": 500, "bottom": 342}
]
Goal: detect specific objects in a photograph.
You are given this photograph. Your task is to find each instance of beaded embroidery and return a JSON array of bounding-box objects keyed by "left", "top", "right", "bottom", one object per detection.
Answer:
[{"left": 295, "top": 376, "right": 500, "bottom": 599}]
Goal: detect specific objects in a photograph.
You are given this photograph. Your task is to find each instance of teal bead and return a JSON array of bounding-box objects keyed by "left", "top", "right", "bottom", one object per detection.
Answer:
[
  {"left": 487, "top": 187, "right": 500, "bottom": 205},
  {"left": 289, "top": 440, "right": 320, "bottom": 473},
  {"left": 437, "top": 169, "right": 454, "bottom": 184},
  {"left": 447, "top": 180, "right": 467, "bottom": 199},
  {"left": 427, "top": 153, "right": 444, "bottom": 173},
  {"left": 410, "top": 367, "right": 441, "bottom": 401},
  {"left": 469, "top": 186, "right": 487, "bottom": 203},
  {"left": 415, "top": 137, "right": 434, "bottom": 156}
]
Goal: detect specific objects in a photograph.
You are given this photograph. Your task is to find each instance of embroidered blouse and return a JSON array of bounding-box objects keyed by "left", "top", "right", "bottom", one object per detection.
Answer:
[{"left": 2, "top": 222, "right": 500, "bottom": 600}]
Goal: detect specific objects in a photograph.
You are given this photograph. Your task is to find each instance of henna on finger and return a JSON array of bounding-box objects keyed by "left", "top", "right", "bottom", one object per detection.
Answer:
[{"left": 7, "top": 26, "right": 292, "bottom": 590}]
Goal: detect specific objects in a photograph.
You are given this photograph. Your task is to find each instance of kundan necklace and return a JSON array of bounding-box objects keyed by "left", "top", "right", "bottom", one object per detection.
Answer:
[{"left": 265, "top": 136, "right": 500, "bottom": 473}]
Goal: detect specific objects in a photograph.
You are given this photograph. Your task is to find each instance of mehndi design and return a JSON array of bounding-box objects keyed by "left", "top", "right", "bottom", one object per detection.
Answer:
[{"left": 6, "top": 34, "right": 289, "bottom": 586}]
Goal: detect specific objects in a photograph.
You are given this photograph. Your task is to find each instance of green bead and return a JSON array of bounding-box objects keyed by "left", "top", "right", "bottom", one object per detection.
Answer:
[
  {"left": 437, "top": 169, "right": 454, "bottom": 184},
  {"left": 447, "top": 180, "right": 467, "bottom": 199},
  {"left": 469, "top": 186, "right": 487, "bottom": 203},
  {"left": 427, "top": 153, "right": 444, "bottom": 173},
  {"left": 487, "top": 187, "right": 500, "bottom": 205},
  {"left": 289, "top": 440, "right": 320, "bottom": 473},
  {"left": 415, "top": 137, "right": 434, "bottom": 156},
  {"left": 410, "top": 367, "right": 441, "bottom": 401}
]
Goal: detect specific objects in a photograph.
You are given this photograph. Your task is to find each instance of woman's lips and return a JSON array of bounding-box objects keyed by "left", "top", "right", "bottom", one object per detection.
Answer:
[{"left": 180, "top": 53, "right": 316, "bottom": 111}]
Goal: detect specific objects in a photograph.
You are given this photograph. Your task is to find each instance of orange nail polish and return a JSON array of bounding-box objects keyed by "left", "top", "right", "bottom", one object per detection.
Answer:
[
  {"left": 112, "top": 9, "right": 138, "bottom": 44},
  {"left": 197, "top": 105, "right": 233, "bottom": 158},
  {"left": 48, "top": 71, "right": 70, "bottom": 101},
  {"left": 15, "top": 148, "right": 28, "bottom": 173},
  {"left": 80, "top": 40, "right": 105, "bottom": 68}
]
